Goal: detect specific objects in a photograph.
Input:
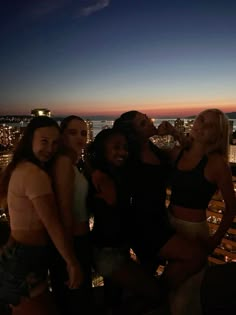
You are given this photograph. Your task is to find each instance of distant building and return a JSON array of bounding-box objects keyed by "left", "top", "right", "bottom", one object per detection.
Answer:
[
  {"left": 102, "top": 124, "right": 110, "bottom": 130},
  {"left": 229, "top": 120, "right": 234, "bottom": 144},
  {"left": 85, "top": 119, "right": 93, "bottom": 143},
  {"left": 31, "top": 108, "right": 51, "bottom": 117},
  {"left": 0, "top": 125, "right": 22, "bottom": 150},
  {"left": 232, "top": 130, "right": 236, "bottom": 145},
  {"left": 174, "top": 118, "right": 185, "bottom": 134},
  {"left": 0, "top": 151, "right": 13, "bottom": 171},
  {"left": 229, "top": 145, "right": 236, "bottom": 164},
  {"left": 184, "top": 119, "right": 194, "bottom": 135}
]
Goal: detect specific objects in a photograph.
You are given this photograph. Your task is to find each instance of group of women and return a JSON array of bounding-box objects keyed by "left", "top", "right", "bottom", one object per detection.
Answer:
[{"left": 0, "top": 108, "right": 235, "bottom": 315}]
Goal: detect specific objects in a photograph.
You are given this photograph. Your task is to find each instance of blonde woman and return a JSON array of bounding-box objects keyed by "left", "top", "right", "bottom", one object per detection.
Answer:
[
  {"left": 159, "top": 109, "right": 236, "bottom": 251},
  {"left": 159, "top": 108, "right": 236, "bottom": 315}
]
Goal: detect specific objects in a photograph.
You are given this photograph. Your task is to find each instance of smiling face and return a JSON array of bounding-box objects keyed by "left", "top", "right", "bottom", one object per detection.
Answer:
[
  {"left": 32, "top": 126, "right": 60, "bottom": 163},
  {"left": 190, "top": 109, "right": 229, "bottom": 157},
  {"left": 190, "top": 111, "right": 219, "bottom": 145},
  {"left": 104, "top": 133, "right": 128, "bottom": 167},
  {"left": 131, "top": 112, "right": 157, "bottom": 140},
  {"left": 62, "top": 118, "right": 87, "bottom": 156}
]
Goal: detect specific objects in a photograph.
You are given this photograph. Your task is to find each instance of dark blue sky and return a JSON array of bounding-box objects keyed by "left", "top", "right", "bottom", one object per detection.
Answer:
[{"left": 1, "top": 0, "right": 236, "bottom": 117}]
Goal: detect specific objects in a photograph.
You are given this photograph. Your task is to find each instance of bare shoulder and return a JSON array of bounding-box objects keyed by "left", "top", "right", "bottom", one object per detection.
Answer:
[
  {"left": 20, "top": 162, "right": 48, "bottom": 179},
  {"left": 20, "top": 161, "right": 41, "bottom": 172},
  {"left": 92, "top": 169, "right": 109, "bottom": 180},
  {"left": 208, "top": 153, "right": 228, "bottom": 168},
  {"left": 92, "top": 170, "right": 112, "bottom": 186}
]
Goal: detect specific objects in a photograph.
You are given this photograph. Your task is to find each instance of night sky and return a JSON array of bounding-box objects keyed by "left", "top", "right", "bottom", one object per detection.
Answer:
[{"left": 1, "top": 0, "right": 236, "bottom": 117}]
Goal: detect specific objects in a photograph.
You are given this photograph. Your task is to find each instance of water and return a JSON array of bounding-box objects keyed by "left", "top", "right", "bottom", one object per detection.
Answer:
[
  {"left": 92, "top": 120, "right": 114, "bottom": 137},
  {"left": 3, "top": 118, "right": 236, "bottom": 138},
  {"left": 93, "top": 118, "right": 236, "bottom": 137}
]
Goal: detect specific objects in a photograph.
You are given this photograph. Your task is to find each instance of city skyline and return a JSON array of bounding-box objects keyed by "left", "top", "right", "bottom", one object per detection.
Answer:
[{"left": 1, "top": 0, "right": 236, "bottom": 117}]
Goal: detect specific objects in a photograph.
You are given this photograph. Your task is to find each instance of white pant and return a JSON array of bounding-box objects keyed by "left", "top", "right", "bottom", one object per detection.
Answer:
[
  {"left": 168, "top": 211, "right": 209, "bottom": 315},
  {"left": 168, "top": 211, "right": 209, "bottom": 241}
]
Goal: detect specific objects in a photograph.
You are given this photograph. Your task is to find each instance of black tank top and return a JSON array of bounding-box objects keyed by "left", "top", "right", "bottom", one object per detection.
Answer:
[
  {"left": 128, "top": 142, "right": 175, "bottom": 258},
  {"left": 170, "top": 150, "right": 217, "bottom": 209}
]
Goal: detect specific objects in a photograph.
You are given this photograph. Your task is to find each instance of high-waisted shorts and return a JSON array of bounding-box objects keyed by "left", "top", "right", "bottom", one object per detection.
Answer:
[{"left": 0, "top": 242, "right": 49, "bottom": 306}]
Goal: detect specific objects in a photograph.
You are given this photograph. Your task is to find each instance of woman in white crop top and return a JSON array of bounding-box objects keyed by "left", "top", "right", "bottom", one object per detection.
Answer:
[
  {"left": 51, "top": 115, "right": 94, "bottom": 314},
  {"left": 0, "top": 116, "right": 83, "bottom": 315}
]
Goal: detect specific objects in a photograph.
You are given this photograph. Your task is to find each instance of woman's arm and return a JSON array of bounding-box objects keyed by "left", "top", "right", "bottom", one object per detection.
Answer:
[
  {"left": 25, "top": 165, "right": 82, "bottom": 288},
  {"left": 32, "top": 193, "right": 83, "bottom": 288},
  {"left": 53, "top": 155, "right": 75, "bottom": 237},
  {"left": 207, "top": 155, "right": 236, "bottom": 252}
]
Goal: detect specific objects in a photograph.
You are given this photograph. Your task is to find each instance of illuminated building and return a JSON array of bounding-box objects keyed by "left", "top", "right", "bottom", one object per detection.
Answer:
[
  {"left": 174, "top": 118, "right": 185, "bottom": 134},
  {"left": 229, "top": 145, "right": 236, "bottom": 164},
  {"left": 0, "top": 151, "right": 13, "bottom": 171},
  {"left": 229, "top": 120, "right": 234, "bottom": 136},
  {"left": 85, "top": 119, "right": 93, "bottom": 143},
  {"left": 31, "top": 108, "right": 51, "bottom": 117},
  {"left": 184, "top": 119, "right": 194, "bottom": 135},
  {"left": 0, "top": 124, "right": 22, "bottom": 150}
]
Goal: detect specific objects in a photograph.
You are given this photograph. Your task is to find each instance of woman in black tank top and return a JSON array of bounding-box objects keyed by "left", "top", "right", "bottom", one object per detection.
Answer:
[
  {"left": 157, "top": 108, "right": 236, "bottom": 315},
  {"left": 158, "top": 108, "right": 236, "bottom": 253},
  {"left": 112, "top": 111, "right": 208, "bottom": 290}
]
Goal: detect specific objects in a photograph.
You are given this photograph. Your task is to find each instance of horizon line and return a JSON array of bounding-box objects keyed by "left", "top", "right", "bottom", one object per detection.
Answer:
[{"left": 1, "top": 111, "right": 236, "bottom": 119}]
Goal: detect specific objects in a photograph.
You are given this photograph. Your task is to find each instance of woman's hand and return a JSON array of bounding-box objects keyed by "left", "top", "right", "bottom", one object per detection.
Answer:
[
  {"left": 92, "top": 170, "right": 116, "bottom": 205},
  {"left": 157, "top": 121, "right": 192, "bottom": 148},
  {"left": 66, "top": 261, "right": 84, "bottom": 289}
]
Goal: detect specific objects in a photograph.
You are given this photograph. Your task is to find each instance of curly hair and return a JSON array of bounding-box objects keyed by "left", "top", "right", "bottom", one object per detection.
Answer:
[{"left": 86, "top": 128, "right": 127, "bottom": 173}]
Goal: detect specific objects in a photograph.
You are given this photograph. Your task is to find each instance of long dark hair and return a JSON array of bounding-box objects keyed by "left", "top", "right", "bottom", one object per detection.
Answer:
[
  {"left": 59, "top": 115, "right": 88, "bottom": 172},
  {"left": 60, "top": 115, "right": 85, "bottom": 133},
  {"left": 113, "top": 111, "right": 168, "bottom": 165},
  {"left": 58, "top": 115, "right": 85, "bottom": 156},
  {"left": 113, "top": 111, "right": 141, "bottom": 161},
  {"left": 0, "top": 116, "right": 60, "bottom": 204}
]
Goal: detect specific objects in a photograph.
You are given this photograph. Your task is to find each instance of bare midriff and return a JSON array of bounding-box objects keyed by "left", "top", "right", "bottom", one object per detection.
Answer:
[
  {"left": 170, "top": 204, "right": 206, "bottom": 222},
  {"left": 73, "top": 221, "right": 90, "bottom": 236},
  {"left": 11, "top": 229, "right": 49, "bottom": 246}
]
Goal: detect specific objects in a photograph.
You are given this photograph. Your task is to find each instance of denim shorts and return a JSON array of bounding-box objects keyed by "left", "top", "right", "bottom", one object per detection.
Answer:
[
  {"left": 0, "top": 242, "right": 49, "bottom": 306},
  {"left": 93, "top": 247, "right": 130, "bottom": 278}
]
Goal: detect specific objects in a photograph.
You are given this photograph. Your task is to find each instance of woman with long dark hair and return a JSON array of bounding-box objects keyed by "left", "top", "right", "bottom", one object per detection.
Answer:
[
  {"left": 0, "top": 116, "right": 82, "bottom": 315},
  {"left": 111, "top": 111, "right": 207, "bottom": 289},
  {"left": 50, "top": 115, "right": 94, "bottom": 315}
]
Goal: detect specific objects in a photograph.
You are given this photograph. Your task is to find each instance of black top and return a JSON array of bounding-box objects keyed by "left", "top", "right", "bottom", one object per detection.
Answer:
[
  {"left": 89, "top": 169, "right": 131, "bottom": 248},
  {"left": 170, "top": 149, "right": 217, "bottom": 209},
  {"left": 127, "top": 143, "right": 175, "bottom": 260}
]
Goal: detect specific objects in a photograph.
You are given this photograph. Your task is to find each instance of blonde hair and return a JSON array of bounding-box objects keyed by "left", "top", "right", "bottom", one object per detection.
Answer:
[{"left": 198, "top": 108, "right": 229, "bottom": 159}]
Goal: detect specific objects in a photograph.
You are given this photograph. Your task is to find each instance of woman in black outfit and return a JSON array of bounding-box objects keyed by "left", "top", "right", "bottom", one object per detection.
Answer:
[{"left": 112, "top": 111, "right": 207, "bottom": 289}]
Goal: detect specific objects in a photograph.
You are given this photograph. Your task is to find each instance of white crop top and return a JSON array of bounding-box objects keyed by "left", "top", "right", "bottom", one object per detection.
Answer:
[{"left": 72, "top": 166, "right": 89, "bottom": 223}]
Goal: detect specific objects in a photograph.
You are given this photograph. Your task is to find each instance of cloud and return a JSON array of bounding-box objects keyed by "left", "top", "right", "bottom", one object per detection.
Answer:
[
  {"left": 79, "top": 0, "right": 110, "bottom": 17},
  {"left": 0, "top": 0, "right": 110, "bottom": 28},
  {"left": 28, "top": 0, "right": 70, "bottom": 18}
]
